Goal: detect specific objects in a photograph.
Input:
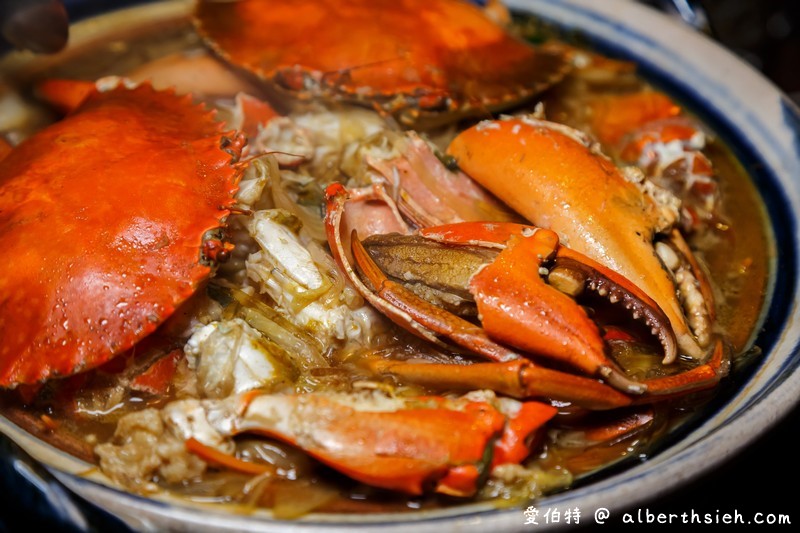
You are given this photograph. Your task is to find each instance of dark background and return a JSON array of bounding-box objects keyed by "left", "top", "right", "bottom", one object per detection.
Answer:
[
  {"left": 1, "top": 0, "right": 799, "bottom": 531},
  {"left": 647, "top": 0, "right": 800, "bottom": 101}
]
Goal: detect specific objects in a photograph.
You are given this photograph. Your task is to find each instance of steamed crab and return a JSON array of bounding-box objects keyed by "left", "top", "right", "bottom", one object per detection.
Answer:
[
  {"left": 193, "top": 0, "right": 572, "bottom": 127},
  {"left": 0, "top": 82, "right": 244, "bottom": 386}
]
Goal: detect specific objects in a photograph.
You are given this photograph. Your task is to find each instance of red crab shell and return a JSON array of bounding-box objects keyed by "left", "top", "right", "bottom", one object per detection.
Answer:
[
  {"left": 0, "top": 83, "right": 245, "bottom": 387},
  {"left": 194, "top": 0, "right": 571, "bottom": 125}
]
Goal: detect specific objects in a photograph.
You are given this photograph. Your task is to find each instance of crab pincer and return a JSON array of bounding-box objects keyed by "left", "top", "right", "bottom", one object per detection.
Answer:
[
  {"left": 325, "top": 184, "right": 691, "bottom": 408},
  {"left": 171, "top": 391, "right": 557, "bottom": 497},
  {"left": 447, "top": 117, "right": 717, "bottom": 362}
]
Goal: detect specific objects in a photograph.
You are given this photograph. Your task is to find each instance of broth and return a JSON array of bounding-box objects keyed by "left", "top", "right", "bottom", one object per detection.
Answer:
[{"left": 0, "top": 2, "right": 772, "bottom": 518}]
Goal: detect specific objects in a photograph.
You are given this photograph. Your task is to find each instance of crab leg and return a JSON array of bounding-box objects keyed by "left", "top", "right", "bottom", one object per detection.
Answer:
[
  {"left": 235, "top": 393, "right": 502, "bottom": 496},
  {"left": 366, "top": 358, "right": 632, "bottom": 410}
]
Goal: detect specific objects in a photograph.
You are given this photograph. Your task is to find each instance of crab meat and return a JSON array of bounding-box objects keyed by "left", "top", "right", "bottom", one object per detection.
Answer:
[
  {"left": 363, "top": 131, "right": 521, "bottom": 227},
  {"left": 247, "top": 106, "right": 391, "bottom": 169},
  {"left": 245, "top": 209, "right": 385, "bottom": 346},
  {"left": 184, "top": 319, "right": 293, "bottom": 399}
]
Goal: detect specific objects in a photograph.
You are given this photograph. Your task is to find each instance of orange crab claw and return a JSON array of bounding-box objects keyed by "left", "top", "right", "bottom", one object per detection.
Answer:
[
  {"left": 182, "top": 392, "right": 559, "bottom": 496},
  {"left": 425, "top": 222, "right": 676, "bottom": 376},
  {"left": 179, "top": 392, "right": 564, "bottom": 497},
  {"left": 194, "top": 0, "right": 571, "bottom": 127},
  {"left": 326, "top": 185, "right": 669, "bottom": 397},
  {"left": 256, "top": 402, "right": 501, "bottom": 496},
  {"left": 0, "top": 83, "right": 245, "bottom": 386},
  {"left": 326, "top": 184, "right": 728, "bottom": 405},
  {"left": 469, "top": 230, "right": 648, "bottom": 393},
  {"left": 447, "top": 117, "right": 713, "bottom": 361},
  {"left": 638, "top": 338, "right": 728, "bottom": 400},
  {"left": 354, "top": 226, "right": 662, "bottom": 394},
  {"left": 227, "top": 392, "right": 507, "bottom": 496}
]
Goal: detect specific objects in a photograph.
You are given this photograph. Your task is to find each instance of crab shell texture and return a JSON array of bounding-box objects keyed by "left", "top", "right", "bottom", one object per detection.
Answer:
[
  {"left": 194, "top": 0, "right": 570, "bottom": 125},
  {"left": 447, "top": 118, "right": 706, "bottom": 359},
  {"left": 0, "top": 84, "right": 244, "bottom": 387}
]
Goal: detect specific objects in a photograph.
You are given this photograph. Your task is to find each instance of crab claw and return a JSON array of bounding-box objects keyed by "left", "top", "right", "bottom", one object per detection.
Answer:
[
  {"left": 418, "top": 222, "right": 678, "bottom": 366},
  {"left": 175, "top": 391, "right": 556, "bottom": 496},
  {"left": 356, "top": 224, "right": 673, "bottom": 394},
  {"left": 447, "top": 117, "right": 715, "bottom": 361},
  {"left": 462, "top": 225, "right": 672, "bottom": 393},
  {"left": 326, "top": 185, "right": 680, "bottom": 397}
]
